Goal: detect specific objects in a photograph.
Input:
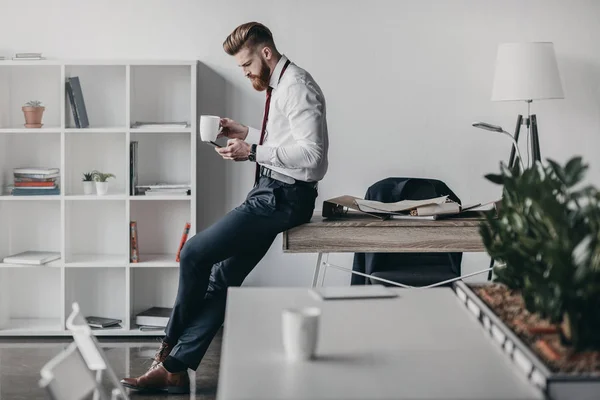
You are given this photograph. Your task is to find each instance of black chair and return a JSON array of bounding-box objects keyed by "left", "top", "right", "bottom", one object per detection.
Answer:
[{"left": 351, "top": 177, "right": 462, "bottom": 287}]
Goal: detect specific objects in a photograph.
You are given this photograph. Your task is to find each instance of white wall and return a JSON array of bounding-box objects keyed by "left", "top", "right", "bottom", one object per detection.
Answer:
[{"left": 2, "top": 0, "right": 599, "bottom": 287}]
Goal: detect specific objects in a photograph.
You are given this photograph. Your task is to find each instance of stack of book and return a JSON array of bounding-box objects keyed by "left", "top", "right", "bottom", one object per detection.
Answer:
[
  {"left": 12, "top": 168, "right": 60, "bottom": 196},
  {"left": 136, "top": 183, "right": 191, "bottom": 196},
  {"left": 135, "top": 306, "right": 172, "bottom": 331}
]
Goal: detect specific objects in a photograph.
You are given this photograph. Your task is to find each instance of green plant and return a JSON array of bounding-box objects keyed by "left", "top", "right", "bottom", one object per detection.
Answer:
[
  {"left": 92, "top": 170, "right": 115, "bottom": 182},
  {"left": 82, "top": 172, "right": 94, "bottom": 182},
  {"left": 480, "top": 157, "right": 600, "bottom": 351},
  {"left": 24, "top": 100, "right": 43, "bottom": 108}
]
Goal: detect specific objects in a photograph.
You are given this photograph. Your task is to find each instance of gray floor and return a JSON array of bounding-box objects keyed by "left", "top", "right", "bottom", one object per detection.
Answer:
[{"left": 0, "top": 329, "right": 222, "bottom": 400}]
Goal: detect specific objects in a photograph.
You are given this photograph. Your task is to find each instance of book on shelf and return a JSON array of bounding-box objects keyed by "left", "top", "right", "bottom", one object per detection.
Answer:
[
  {"left": 135, "top": 183, "right": 191, "bottom": 196},
  {"left": 130, "top": 141, "right": 138, "bottom": 195},
  {"left": 13, "top": 52, "right": 45, "bottom": 60},
  {"left": 66, "top": 76, "right": 89, "bottom": 128},
  {"left": 130, "top": 221, "right": 139, "bottom": 263},
  {"left": 14, "top": 181, "right": 56, "bottom": 187},
  {"left": 138, "top": 325, "right": 165, "bottom": 331},
  {"left": 85, "top": 316, "right": 122, "bottom": 328},
  {"left": 131, "top": 121, "right": 189, "bottom": 129},
  {"left": 135, "top": 307, "right": 172, "bottom": 328},
  {"left": 13, "top": 167, "right": 59, "bottom": 175},
  {"left": 2, "top": 251, "right": 61, "bottom": 265},
  {"left": 176, "top": 222, "right": 191, "bottom": 262},
  {"left": 12, "top": 188, "right": 60, "bottom": 196}
]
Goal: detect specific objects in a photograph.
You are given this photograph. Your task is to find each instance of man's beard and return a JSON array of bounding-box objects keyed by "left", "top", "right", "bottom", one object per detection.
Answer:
[{"left": 249, "top": 59, "right": 271, "bottom": 91}]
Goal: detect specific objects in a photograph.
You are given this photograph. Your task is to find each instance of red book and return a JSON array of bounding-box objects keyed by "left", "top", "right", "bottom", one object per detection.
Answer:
[
  {"left": 15, "top": 181, "right": 56, "bottom": 187},
  {"left": 176, "top": 222, "right": 191, "bottom": 262}
]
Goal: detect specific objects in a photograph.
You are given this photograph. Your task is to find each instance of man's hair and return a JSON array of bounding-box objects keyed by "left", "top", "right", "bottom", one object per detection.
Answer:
[{"left": 223, "top": 22, "right": 276, "bottom": 56}]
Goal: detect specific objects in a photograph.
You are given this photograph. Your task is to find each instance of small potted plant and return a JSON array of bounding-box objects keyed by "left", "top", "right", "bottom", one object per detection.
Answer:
[
  {"left": 92, "top": 170, "right": 115, "bottom": 196},
  {"left": 82, "top": 172, "right": 95, "bottom": 195},
  {"left": 22, "top": 100, "right": 45, "bottom": 128}
]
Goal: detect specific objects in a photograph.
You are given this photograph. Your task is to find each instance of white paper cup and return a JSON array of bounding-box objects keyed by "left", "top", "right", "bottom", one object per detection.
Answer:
[
  {"left": 282, "top": 307, "right": 321, "bottom": 361},
  {"left": 199, "top": 115, "right": 221, "bottom": 142}
]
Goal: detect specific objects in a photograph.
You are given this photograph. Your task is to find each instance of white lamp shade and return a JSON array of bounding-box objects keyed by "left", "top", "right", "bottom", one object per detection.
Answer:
[{"left": 491, "top": 42, "right": 564, "bottom": 102}]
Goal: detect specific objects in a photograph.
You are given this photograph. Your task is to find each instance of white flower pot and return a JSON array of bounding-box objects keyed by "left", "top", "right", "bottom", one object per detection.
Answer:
[
  {"left": 83, "top": 181, "right": 94, "bottom": 195},
  {"left": 95, "top": 181, "right": 109, "bottom": 196}
]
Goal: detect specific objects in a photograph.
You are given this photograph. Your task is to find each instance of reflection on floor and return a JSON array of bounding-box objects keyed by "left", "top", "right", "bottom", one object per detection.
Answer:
[{"left": 0, "top": 329, "right": 222, "bottom": 400}]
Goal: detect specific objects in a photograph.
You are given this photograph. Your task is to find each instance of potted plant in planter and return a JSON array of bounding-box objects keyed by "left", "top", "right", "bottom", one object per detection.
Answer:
[
  {"left": 82, "top": 172, "right": 95, "bottom": 195},
  {"left": 457, "top": 156, "right": 600, "bottom": 395},
  {"left": 92, "top": 170, "right": 115, "bottom": 196},
  {"left": 22, "top": 100, "right": 45, "bottom": 128}
]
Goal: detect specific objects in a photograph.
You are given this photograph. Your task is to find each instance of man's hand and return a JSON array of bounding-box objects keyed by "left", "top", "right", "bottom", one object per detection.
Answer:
[
  {"left": 216, "top": 139, "right": 251, "bottom": 161},
  {"left": 219, "top": 118, "right": 249, "bottom": 140}
]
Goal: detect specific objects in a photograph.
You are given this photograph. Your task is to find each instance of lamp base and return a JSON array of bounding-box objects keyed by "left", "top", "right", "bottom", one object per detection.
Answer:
[{"left": 508, "top": 114, "right": 541, "bottom": 170}]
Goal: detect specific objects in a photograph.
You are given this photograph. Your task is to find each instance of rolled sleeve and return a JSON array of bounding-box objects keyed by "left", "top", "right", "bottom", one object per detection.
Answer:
[{"left": 245, "top": 126, "right": 262, "bottom": 145}]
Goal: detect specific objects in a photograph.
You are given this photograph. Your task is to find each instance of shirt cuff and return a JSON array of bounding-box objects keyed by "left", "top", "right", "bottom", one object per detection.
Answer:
[
  {"left": 245, "top": 126, "right": 261, "bottom": 144},
  {"left": 256, "top": 145, "right": 275, "bottom": 165}
]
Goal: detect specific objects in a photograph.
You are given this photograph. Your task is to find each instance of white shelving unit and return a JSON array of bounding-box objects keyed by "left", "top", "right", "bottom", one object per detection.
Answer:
[{"left": 0, "top": 59, "right": 197, "bottom": 336}]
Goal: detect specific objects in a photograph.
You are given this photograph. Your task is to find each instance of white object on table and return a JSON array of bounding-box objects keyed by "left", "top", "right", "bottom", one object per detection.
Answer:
[{"left": 282, "top": 307, "right": 321, "bottom": 361}]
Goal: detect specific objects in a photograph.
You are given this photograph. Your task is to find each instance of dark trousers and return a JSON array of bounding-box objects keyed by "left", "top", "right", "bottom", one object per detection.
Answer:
[{"left": 165, "top": 176, "right": 317, "bottom": 370}]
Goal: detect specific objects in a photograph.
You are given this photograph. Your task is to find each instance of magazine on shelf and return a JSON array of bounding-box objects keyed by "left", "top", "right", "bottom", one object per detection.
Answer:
[{"left": 2, "top": 251, "right": 61, "bottom": 265}]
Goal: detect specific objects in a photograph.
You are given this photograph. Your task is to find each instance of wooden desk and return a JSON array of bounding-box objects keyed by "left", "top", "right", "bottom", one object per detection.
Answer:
[{"left": 283, "top": 213, "right": 489, "bottom": 287}]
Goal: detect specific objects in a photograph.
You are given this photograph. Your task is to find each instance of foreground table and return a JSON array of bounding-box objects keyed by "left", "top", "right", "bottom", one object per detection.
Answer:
[
  {"left": 283, "top": 213, "right": 490, "bottom": 287},
  {"left": 217, "top": 287, "right": 543, "bottom": 400}
]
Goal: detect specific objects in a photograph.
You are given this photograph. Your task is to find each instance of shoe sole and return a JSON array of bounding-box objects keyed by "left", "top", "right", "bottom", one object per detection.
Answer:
[{"left": 121, "top": 381, "right": 190, "bottom": 394}]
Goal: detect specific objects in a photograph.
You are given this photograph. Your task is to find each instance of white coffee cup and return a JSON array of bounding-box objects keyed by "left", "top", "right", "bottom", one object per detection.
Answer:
[
  {"left": 282, "top": 307, "right": 321, "bottom": 361},
  {"left": 199, "top": 115, "right": 221, "bottom": 142}
]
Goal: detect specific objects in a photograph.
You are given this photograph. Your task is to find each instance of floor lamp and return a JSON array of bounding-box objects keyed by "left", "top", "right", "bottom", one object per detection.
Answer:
[{"left": 489, "top": 42, "right": 564, "bottom": 166}]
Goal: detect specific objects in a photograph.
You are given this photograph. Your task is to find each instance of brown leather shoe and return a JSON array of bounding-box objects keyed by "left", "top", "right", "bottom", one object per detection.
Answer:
[
  {"left": 150, "top": 341, "right": 173, "bottom": 370},
  {"left": 121, "top": 363, "right": 190, "bottom": 394}
]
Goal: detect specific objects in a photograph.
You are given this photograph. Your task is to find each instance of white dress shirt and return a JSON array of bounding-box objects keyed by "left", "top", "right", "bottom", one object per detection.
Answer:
[{"left": 246, "top": 55, "right": 329, "bottom": 182}]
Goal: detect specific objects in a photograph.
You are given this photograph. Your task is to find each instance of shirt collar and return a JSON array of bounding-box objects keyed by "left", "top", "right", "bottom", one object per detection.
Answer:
[{"left": 269, "top": 54, "right": 289, "bottom": 90}]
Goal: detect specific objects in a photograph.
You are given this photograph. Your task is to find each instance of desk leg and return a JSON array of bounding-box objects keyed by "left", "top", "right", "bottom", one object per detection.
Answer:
[
  {"left": 312, "top": 253, "right": 323, "bottom": 288},
  {"left": 318, "top": 253, "right": 330, "bottom": 287}
]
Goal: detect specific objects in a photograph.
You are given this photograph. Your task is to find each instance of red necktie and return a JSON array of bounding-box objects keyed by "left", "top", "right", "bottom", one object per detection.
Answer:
[
  {"left": 254, "top": 59, "right": 291, "bottom": 185},
  {"left": 254, "top": 86, "right": 273, "bottom": 184}
]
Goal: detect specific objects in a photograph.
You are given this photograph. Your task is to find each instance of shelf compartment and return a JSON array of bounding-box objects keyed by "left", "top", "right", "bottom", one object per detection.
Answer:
[
  {"left": 65, "top": 65, "right": 126, "bottom": 129},
  {"left": 65, "top": 267, "right": 126, "bottom": 330},
  {"left": 65, "top": 132, "right": 126, "bottom": 196},
  {"left": 0, "top": 200, "right": 61, "bottom": 265},
  {"left": 0, "top": 131, "right": 61, "bottom": 195},
  {"left": 65, "top": 200, "right": 127, "bottom": 265},
  {"left": 0, "top": 65, "right": 61, "bottom": 129},
  {"left": 130, "top": 65, "right": 192, "bottom": 127},
  {"left": 129, "top": 200, "right": 190, "bottom": 262},
  {"left": 0, "top": 267, "right": 62, "bottom": 333},
  {"left": 130, "top": 267, "right": 177, "bottom": 331},
  {"left": 130, "top": 132, "right": 191, "bottom": 194}
]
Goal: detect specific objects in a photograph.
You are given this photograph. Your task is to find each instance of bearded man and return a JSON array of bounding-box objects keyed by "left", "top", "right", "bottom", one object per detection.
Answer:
[{"left": 121, "top": 21, "right": 329, "bottom": 394}]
